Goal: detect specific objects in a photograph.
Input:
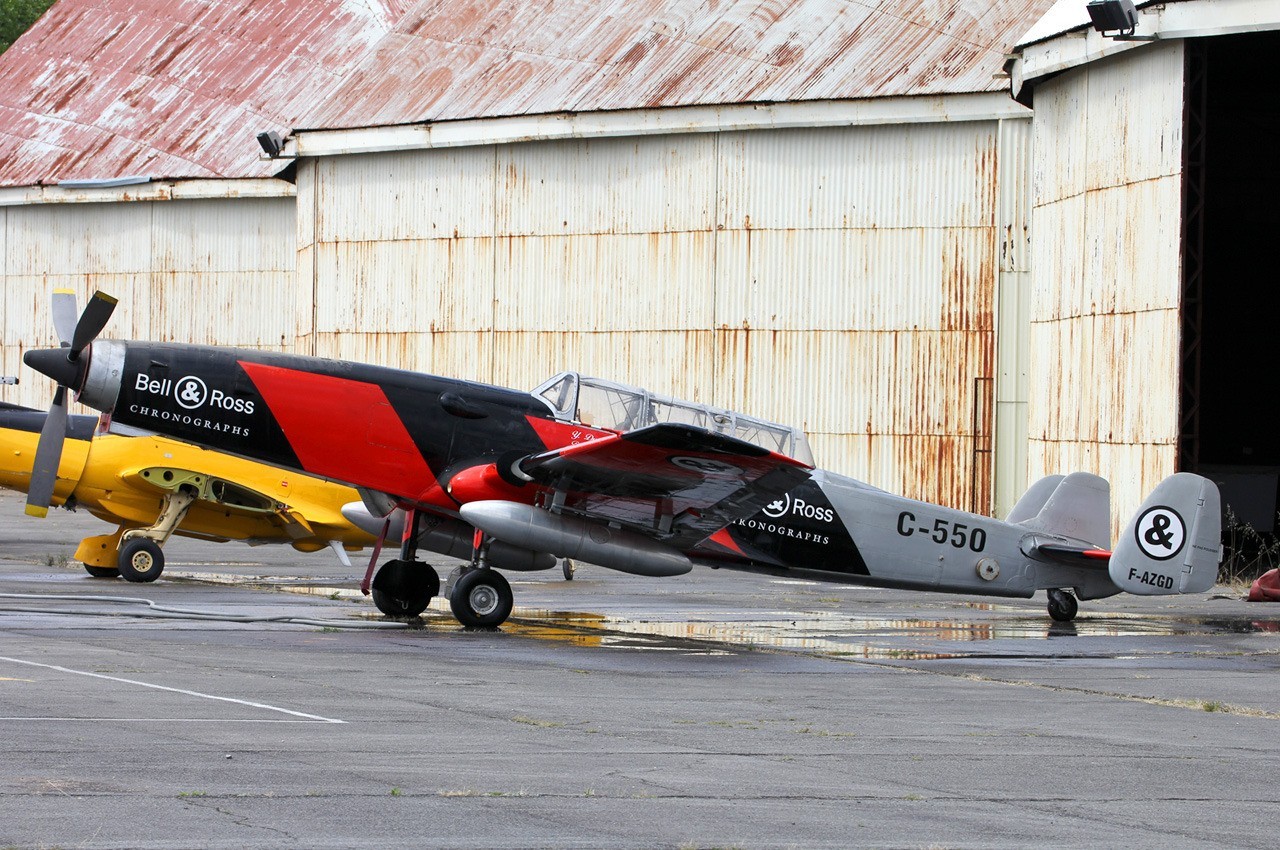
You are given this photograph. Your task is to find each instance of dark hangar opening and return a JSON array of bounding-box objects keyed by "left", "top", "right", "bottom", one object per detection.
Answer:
[{"left": 1182, "top": 31, "right": 1280, "bottom": 533}]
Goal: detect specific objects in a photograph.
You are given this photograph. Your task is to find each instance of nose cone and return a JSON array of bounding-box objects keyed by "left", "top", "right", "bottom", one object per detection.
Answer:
[{"left": 23, "top": 347, "right": 84, "bottom": 390}]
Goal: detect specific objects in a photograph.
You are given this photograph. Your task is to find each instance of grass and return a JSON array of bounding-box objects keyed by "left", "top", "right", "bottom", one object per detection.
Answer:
[
  {"left": 511, "top": 715, "right": 564, "bottom": 729},
  {"left": 1219, "top": 506, "right": 1280, "bottom": 586}
]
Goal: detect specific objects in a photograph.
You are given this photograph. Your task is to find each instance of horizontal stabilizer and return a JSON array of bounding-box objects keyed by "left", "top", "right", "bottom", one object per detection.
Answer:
[
  {"left": 1034, "top": 542, "right": 1112, "bottom": 565},
  {"left": 1110, "top": 473, "right": 1222, "bottom": 595},
  {"left": 1014, "top": 472, "right": 1111, "bottom": 548}
]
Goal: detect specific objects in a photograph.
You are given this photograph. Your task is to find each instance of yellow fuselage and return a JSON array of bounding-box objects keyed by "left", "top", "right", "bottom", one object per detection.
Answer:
[{"left": 0, "top": 414, "right": 374, "bottom": 564}]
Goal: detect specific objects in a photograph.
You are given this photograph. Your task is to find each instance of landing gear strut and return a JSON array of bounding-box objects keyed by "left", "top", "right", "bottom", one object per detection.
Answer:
[
  {"left": 1047, "top": 588, "right": 1079, "bottom": 622},
  {"left": 368, "top": 509, "right": 440, "bottom": 618},
  {"left": 116, "top": 483, "right": 198, "bottom": 582}
]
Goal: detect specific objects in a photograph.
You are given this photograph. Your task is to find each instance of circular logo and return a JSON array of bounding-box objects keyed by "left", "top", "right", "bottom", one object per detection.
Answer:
[
  {"left": 669, "top": 456, "right": 743, "bottom": 476},
  {"left": 1134, "top": 505, "right": 1186, "bottom": 561},
  {"left": 762, "top": 493, "right": 791, "bottom": 519},
  {"left": 173, "top": 375, "right": 208, "bottom": 410}
]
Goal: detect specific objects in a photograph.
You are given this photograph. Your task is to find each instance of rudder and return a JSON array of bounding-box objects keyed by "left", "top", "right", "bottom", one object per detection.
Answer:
[{"left": 1110, "top": 472, "right": 1222, "bottom": 595}]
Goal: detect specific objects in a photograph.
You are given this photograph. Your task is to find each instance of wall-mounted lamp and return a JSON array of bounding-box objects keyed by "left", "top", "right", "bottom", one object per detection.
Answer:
[
  {"left": 256, "top": 130, "right": 285, "bottom": 158},
  {"left": 1086, "top": 0, "right": 1156, "bottom": 40}
]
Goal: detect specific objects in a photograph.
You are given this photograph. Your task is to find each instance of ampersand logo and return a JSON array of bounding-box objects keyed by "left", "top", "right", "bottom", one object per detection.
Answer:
[
  {"left": 762, "top": 493, "right": 790, "bottom": 519},
  {"left": 173, "top": 376, "right": 208, "bottom": 410},
  {"left": 669, "top": 456, "right": 743, "bottom": 476},
  {"left": 1134, "top": 505, "right": 1185, "bottom": 561}
]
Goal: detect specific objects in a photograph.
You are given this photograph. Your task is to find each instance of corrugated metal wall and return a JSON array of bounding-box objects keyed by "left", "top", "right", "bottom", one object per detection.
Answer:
[
  {"left": 303, "top": 121, "right": 1005, "bottom": 510},
  {"left": 3, "top": 197, "right": 296, "bottom": 410},
  {"left": 1028, "top": 41, "right": 1186, "bottom": 536}
]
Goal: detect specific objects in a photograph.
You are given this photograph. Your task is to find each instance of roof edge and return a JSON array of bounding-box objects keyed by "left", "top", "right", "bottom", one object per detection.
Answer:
[
  {"left": 1013, "top": 0, "right": 1280, "bottom": 97},
  {"left": 288, "top": 94, "right": 1031, "bottom": 159},
  {"left": 0, "top": 178, "right": 296, "bottom": 207}
]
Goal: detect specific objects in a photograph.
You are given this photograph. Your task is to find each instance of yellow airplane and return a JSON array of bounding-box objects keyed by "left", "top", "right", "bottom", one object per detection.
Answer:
[{"left": 0, "top": 400, "right": 375, "bottom": 581}]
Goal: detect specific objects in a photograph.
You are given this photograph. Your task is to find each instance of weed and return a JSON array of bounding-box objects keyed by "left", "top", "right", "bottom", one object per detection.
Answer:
[
  {"left": 1219, "top": 506, "right": 1280, "bottom": 585},
  {"left": 41, "top": 553, "right": 69, "bottom": 569},
  {"left": 1202, "top": 700, "right": 1225, "bottom": 713},
  {"left": 328, "top": 592, "right": 341, "bottom": 601},
  {"left": 390, "top": 787, "right": 402, "bottom": 797},
  {"left": 512, "top": 715, "right": 564, "bottom": 729},
  {"left": 177, "top": 791, "right": 206, "bottom": 798}
]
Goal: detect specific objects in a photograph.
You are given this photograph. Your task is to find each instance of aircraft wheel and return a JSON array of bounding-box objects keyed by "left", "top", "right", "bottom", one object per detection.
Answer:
[
  {"left": 371, "top": 559, "right": 440, "bottom": 618},
  {"left": 118, "top": 538, "right": 164, "bottom": 583},
  {"left": 1047, "top": 588, "right": 1078, "bottom": 622},
  {"left": 561, "top": 558, "right": 576, "bottom": 581},
  {"left": 84, "top": 565, "right": 120, "bottom": 579},
  {"left": 450, "top": 569, "right": 513, "bottom": 629}
]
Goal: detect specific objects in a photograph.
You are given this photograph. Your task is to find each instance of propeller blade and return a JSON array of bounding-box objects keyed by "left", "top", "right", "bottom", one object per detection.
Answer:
[
  {"left": 25, "top": 387, "right": 69, "bottom": 518},
  {"left": 69, "top": 291, "right": 119, "bottom": 358},
  {"left": 51, "top": 289, "right": 78, "bottom": 348}
]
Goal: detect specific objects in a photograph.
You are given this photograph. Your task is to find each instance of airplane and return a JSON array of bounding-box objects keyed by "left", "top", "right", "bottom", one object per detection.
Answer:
[
  {"left": 1, "top": 291, "right": 377, "bottom": 582},
  {"left": 0, "top": 399, "right": 377, "bottom": 581},
  {"left": 21, "top": 291, "right": 1224, "bottom": 628}
]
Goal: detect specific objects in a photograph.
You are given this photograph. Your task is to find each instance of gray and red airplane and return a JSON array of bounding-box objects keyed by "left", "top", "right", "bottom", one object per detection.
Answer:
[{"left": 23, "top": 293, "right": 1223, "bottom": 628}]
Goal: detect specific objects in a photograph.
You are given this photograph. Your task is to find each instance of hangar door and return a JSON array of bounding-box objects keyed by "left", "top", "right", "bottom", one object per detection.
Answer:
[{"left": 1180, "top": 31, "right": 1280, "bottom": 532}]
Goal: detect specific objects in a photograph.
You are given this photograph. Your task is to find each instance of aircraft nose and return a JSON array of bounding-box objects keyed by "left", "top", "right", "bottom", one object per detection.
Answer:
[{"left": 23, "top": 347, "right": 84, "bottom": 390}]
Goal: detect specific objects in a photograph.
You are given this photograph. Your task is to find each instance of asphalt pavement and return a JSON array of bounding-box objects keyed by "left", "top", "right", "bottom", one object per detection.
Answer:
[{"left": 1, "top": 490, "right": 1278, "bottom": 849}]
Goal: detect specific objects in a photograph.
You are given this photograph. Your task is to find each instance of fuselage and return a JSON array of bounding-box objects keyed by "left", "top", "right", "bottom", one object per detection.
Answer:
[{"left": 41, "top": 339, "right": 1126, "bottom": 600}]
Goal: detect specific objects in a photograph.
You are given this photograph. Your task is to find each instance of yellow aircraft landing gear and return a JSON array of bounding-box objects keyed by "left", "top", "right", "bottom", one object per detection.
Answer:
[{"left": 117, "top": 482, "right": 199, "bottom": 582}]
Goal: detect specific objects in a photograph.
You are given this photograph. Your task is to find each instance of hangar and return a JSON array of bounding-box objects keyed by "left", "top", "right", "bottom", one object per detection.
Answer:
[
  {"left": 1011, "top": 0, "right": 1280, "bottom": 529},
  {"left": 1, "top": 0, "right": 1276, "bottom": 533}
]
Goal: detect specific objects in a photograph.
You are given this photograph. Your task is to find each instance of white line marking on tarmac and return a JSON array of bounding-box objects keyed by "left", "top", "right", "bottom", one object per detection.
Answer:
[
  {"left": 0, "top": 655, "right": 345, "bottom": 724},
  {"left": 0, "top": 717, "right": 337, "bottom": 723}
]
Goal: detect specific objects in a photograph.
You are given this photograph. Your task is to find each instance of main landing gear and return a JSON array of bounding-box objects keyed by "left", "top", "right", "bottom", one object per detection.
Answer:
[
  {"left": 367, "top": 510, "right": 440, "bottom": 618},
  {"left": 1046, "top": 588, "right": 1079, "bottom": 622},
  {"left": 74, "top": 483, "right": 199, "bottom": 582},
  {"left": 364, "top": 511, "right": 515, "bottom": 629}
]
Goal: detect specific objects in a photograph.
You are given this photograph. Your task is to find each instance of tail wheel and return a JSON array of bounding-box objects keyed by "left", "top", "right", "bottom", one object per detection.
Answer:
[
  {"left": 1047, "top": 588, "right": 1079, "bottom": 622},
  {"left": 449, "top": 569, "right": 513, "bottom": 629},
  {"left": 118, "top": 538, "right": 164, "bottom": 583}
]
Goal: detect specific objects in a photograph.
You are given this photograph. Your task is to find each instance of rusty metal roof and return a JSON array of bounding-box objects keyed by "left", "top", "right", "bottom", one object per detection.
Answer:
[{"left": 0, "top": 0, "right": 1053, "bottom": 187}]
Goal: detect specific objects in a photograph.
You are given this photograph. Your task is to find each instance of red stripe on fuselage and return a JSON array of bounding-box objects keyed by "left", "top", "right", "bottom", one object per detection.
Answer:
[
  {"left": 523, "top": 415, "right": 615, "bottom": 450},
  {"left": 239, "top": 361, "right": 436, "bottom": 499}
]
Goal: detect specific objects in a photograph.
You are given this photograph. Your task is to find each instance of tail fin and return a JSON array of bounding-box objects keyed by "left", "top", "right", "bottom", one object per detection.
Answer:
[
  {"left": 1013, "top": 472, "right": 1111, "bottom": 548},
  {"left": 1110, "top": 472, "right": 1222, "bottom": 595}
]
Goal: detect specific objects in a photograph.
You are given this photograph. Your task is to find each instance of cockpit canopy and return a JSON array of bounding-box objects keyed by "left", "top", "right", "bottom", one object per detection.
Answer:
[{"left": 532, "top": 371, "right": 814, "bottom": 466}]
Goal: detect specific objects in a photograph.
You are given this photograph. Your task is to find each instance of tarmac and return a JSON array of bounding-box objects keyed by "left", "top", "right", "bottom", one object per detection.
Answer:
[{"left": 1, "top": 489, "right": 1278, "bottom": 849}]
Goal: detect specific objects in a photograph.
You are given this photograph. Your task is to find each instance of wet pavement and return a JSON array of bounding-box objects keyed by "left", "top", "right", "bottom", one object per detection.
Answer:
[{"left": 1, "top": 490, "right": 1279, "bottom": 848}]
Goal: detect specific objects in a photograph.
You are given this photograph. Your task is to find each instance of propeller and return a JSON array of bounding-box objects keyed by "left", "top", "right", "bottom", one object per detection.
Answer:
[{"left": 24, "top": 290, "right": 118, "bottom": 518}]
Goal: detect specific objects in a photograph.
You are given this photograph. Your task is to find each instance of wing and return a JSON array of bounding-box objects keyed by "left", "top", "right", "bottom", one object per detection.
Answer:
[
  {"left": 515, "top": 423, "right": 813, "bottom": 549},
  {"left": 120, "top": 466, "right": 327, "bottom": 540}
]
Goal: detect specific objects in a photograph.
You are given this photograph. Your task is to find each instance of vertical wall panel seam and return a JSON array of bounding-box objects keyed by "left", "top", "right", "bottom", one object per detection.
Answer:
[
  {"left": 711, "top": 131, "right": 721, "bottom": 407},
  {"left": 490, "top": 145, "right": 500, "bottom": 382},
  {"left": 311, "top": 159, "right": 320, "bottom": 356}
]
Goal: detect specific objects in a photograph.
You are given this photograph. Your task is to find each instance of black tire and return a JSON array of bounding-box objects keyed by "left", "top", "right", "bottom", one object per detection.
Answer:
[
  {"left": 449, "top": 569, "right": 513, "bottom": 629},
  {"left": 561, "top": 558, "right": 575, "bottom": 581},
  {"left": 118, "top": 538, "right": 164, "bottom": 582},
  {"left": 1047, "top": 588, "right": 1078, "bottom": 622},
  {"left": 370, "top": 559, "right": 440, "bottom": 618},
  {"left": 84, "top": 565, "right": 120, "bottom": 579}
]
